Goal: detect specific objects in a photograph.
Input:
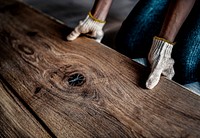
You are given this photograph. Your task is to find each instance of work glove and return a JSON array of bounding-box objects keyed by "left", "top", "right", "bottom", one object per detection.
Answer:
[
  {"left": 146, "top": 36, "right": 175, "bottom": 89},
  {"left": 67, "top": 12, "right": 106, "bottom": 43}
]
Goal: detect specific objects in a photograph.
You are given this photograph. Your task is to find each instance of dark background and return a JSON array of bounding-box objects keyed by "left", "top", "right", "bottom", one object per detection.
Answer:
[{"left": 23, "top": 0, "right": 139, "bottom": 47}]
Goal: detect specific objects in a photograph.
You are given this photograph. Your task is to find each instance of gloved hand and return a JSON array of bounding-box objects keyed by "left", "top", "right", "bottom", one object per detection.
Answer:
[
  {"left": 146, "top": 36, "right": 175, "bottom": 89},
  {"left": 67, "top": 12, "right": 106, "bottom": 43}
]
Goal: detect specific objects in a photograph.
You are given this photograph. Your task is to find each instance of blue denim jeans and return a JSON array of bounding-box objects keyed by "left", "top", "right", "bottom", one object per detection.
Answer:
[{"left": 115, "top": 0, "right": 200, "bottom": 84}]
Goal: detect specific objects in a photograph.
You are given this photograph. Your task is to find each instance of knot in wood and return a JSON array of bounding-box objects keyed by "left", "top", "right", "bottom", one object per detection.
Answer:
[
  {"left": 18, "top": 44, "right": 34, "bottom": 55},
  {"left": 68, "top": 73, "right": 85, "bottom": 86}
]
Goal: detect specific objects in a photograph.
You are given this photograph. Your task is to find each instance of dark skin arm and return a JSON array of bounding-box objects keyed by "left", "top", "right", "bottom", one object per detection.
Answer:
[
  {"left": 159, "top": 0, "right": 196, "bottom": 42},
  {"left": 90, "top": 0, "right": 195, "bottom": 43},
  {"left": 91, "top": 0, "right": 113, "bottom": 21}
]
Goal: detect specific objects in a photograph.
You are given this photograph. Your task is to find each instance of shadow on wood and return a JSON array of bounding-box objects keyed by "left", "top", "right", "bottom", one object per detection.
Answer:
[
  {"left": 0, "top": 79, "right": 50, "bottom": 137},
  {"left": 0, "top": 0, "right": 200, "bottom": 137}
]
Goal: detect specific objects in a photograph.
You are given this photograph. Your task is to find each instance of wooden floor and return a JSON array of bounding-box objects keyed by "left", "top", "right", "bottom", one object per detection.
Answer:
[{"left": 0, "top": 0, "right": 200, "bottom": 137}]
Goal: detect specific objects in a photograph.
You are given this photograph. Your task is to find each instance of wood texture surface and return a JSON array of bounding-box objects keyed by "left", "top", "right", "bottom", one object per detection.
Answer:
[
  {"left": 0, "top": 0, "right": 200, "bottom": 137},
  {"left": 0, "top": 80, "right": 51, "bottom": 137}
]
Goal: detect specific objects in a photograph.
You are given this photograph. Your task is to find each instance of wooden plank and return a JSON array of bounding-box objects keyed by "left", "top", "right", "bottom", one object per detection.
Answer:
[
  {"left": 0, "top": 80, "right": 51, "bottom": 137},
  {"left": 0, "top": 0, "right": 200, "bottom": 137}
]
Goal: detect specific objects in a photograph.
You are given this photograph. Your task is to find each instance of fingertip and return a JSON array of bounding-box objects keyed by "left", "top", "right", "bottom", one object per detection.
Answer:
[
  {"left": 66, "top": 35, "right": 75, "bottom": 41},
  {"left": 96, "top": 37, "right": 102, "bottom": 43},
  {"left": 146, "top": 79, "right": 155, "bottom": 89},
  {"left": 145, "top": 76, "right": 160, "bottom": 90},
  {"left": 96, "top": 39, "right": 101, "bottom": 43},
  {"left": 66, "top": 33, "right": 79, "bottom": 41},
  {"left": 67, "top": 27, "right": 81, "bottom": 41}
]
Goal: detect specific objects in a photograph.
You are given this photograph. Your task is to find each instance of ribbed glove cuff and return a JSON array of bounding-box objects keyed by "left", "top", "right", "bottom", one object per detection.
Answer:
[
  {"left": 148, "top": 36, "right": 175, "bottom": 62},
  {"left": 88, "top": 12, "right": 106, "bottom": 23},
  {"left": 82, "top": 15, "right": 105, "bottom": 31}
]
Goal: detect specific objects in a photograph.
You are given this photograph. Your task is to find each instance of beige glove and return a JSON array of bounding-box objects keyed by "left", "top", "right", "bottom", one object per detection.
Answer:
[
  {"left": 67, "top": 12, "right": 106, "bottom": 43},
  {"left": 146, "top": 36, "right": 175, "bottom": 89}
]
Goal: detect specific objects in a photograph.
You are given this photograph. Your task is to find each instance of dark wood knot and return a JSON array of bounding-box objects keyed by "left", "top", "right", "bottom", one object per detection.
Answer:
[
  {"left": 34, "top": 87, "right": 42, "bottom": 94},
  {"left": 68, "top": 73, "right": 85, "bottom": 86}
]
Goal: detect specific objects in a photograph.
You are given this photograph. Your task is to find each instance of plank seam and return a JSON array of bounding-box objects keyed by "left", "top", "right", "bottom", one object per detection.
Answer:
[{"left": 0, "top": 74, "right": 57, "bottom": 138}]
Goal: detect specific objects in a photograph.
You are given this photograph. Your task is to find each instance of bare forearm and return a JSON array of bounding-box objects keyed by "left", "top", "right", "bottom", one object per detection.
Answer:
[
  {"left": 91, "top": 0, "right": 113, "bottom": 21},
  {"left": 159, "top": 0, "right": 196, "bottom": 42}
]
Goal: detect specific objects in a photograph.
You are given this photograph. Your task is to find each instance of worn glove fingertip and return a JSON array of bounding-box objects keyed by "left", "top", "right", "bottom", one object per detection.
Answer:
[
  {"left": 67, "top": 32, "right": 80, "bottom": 41},
  {"left": 146, "top": 75, "right": 160, "bottom": 89},
  {"left": 96, "top": 39, "right": 101, "bottom": 43},
  {"left": 67, "top": 36, "right": 76, "bottom": 41},
  {"left": 66, "top": 35, "right": 74, "bottom": 41},
  {"left": 146, "top": 79, "right": 155, "bottom": 89}
]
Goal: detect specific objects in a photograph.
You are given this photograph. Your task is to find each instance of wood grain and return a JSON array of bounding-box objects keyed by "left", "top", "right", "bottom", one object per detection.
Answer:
[
  {"left": 0, "top": 0, "right": 200, "bottom": 137},
  {"left": 0, "top": 80, "right": 51, "bottom": 137}
]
